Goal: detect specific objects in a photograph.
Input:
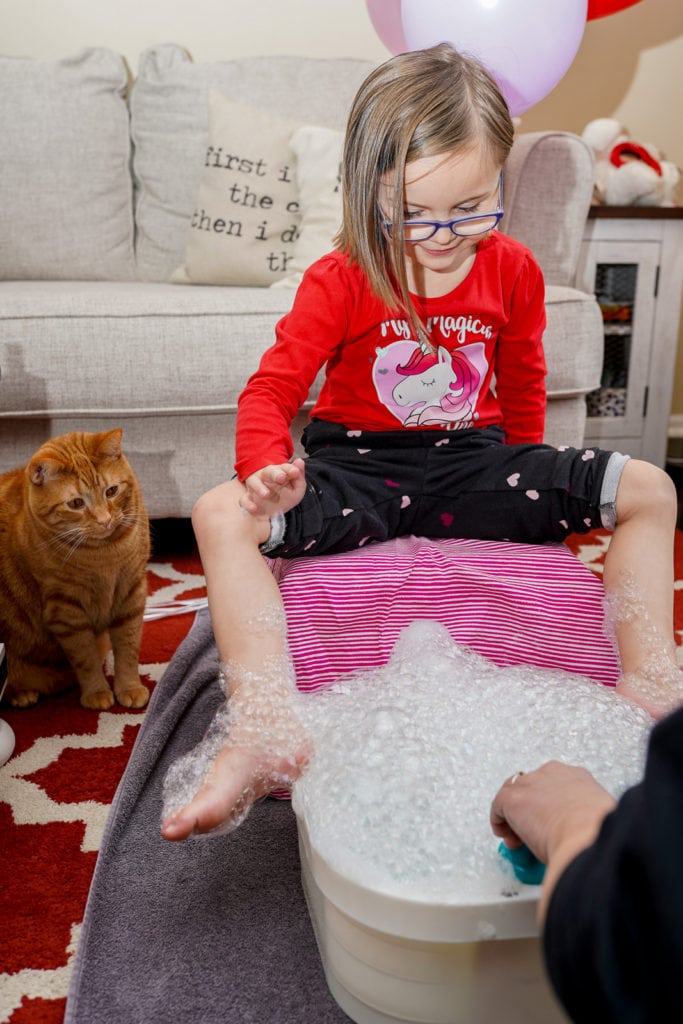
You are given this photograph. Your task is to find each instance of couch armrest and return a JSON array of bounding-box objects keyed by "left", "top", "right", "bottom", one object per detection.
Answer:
[{"left": 501, "top": 131, "right": 595, "bottom": 288}]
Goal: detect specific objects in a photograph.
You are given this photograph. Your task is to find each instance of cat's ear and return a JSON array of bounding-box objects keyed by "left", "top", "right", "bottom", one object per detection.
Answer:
[
  {"left": 28, "top": 458, "right": 62, "bottom": 486},
  {"left": 93, "top": 429, "right": 124, "bottom": 460}
]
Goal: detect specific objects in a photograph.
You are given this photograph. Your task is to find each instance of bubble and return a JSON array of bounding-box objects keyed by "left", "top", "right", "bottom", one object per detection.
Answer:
[
  {"left": 604, "top": 570, "right": 683, "bottom": 716},
  {"left": 161, "top": 651, "right": 308, "bottom": 836},
  {"left": 293, "top": 620, "right": 652, "bottom": 901}
]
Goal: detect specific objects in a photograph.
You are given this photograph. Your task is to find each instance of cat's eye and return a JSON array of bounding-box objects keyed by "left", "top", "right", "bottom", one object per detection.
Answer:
[
  {"left": 105, "top": 485, "right": 119, "bottom": 498},
  {"left": 66, "top": 497, "right": 85, "bottom": 510}
]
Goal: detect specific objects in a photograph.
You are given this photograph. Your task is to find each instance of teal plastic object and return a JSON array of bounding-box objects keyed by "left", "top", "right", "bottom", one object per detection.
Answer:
[{"left": 498, "top": 841, "right": 546, "bottom": 886}]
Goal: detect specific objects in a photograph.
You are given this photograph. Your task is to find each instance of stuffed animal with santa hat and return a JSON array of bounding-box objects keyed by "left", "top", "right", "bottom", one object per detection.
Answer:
[{"left": 582, "top": 118, "right": 680, "bottom": 206}]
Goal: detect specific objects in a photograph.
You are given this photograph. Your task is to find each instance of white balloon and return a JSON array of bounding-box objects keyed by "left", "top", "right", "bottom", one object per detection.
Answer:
[{"left": 400, "top": 0, "right": 588, "bottom": 116}]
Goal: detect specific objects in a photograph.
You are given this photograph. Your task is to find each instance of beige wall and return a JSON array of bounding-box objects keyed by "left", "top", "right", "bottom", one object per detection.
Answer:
[
  {"left": 521, "top": 2, "right": 683, "bottom": 421},
  {"left": 4, "top": 0, "right": 683, "bottom": 409}
]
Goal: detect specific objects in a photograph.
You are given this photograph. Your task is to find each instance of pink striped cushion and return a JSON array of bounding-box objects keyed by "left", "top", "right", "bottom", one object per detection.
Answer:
[{"left": 269, "top": 535, "right": 620, "bottom": 689}]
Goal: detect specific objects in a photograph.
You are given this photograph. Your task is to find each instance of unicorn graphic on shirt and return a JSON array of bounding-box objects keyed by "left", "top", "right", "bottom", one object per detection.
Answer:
[{"left": 390, "top": 345, "right": 482, "bottom": 427}]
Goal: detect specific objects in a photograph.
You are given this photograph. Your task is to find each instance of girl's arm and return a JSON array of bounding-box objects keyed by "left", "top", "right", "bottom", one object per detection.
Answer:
[
  {"left": 235, "top": 258, "right": 350, "bottom": 480},
  {"left": 493, "top": 252, "right": 547, "bottom": 446}
]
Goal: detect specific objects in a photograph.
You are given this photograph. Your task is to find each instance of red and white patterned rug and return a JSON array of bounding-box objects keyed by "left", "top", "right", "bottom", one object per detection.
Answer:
[
  {"left": 0, "top": 523, "right": 206, "bottom": 1024},
  {"left": 2, "top": 526, "right": 683, "bottom": 1023}
]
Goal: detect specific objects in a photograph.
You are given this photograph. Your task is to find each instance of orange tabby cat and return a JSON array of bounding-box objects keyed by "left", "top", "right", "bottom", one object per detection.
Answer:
[{"left": 0, "top": 429, "right": 150, "bottom": 710}]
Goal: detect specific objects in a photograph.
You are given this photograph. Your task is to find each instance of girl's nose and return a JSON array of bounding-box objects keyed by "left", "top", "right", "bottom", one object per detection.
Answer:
[{"left": 432, "top": 224, "right": 456, "bottom": 243}]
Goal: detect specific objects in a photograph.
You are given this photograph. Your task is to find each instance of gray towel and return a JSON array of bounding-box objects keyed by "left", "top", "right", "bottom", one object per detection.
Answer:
[{"left": 65, "top": 609, "right": 350, "bottom": 1024}]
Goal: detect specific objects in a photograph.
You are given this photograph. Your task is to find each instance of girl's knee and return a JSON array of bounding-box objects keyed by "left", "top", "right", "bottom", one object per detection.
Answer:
[
  {"left": 616, "top": 459, "right": 677, "bottom": 523},
  {"left": 192, "top": 480, "right": 247, "bottom": 538}
]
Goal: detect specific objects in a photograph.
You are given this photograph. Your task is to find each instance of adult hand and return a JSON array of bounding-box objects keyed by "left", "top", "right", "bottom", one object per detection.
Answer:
[
  {"left": 240, "top": 458, "right": 306, "bottom": 518},
  {"left": 490, "top": 761, "right": 616, "bottom": 923}
]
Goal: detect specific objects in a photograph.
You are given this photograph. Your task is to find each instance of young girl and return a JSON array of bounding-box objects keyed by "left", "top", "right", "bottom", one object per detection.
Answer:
[{"left": 162, "top": 44, "right": 680, "bottom": 842}]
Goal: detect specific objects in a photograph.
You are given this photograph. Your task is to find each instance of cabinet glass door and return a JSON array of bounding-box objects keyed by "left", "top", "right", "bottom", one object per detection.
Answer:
[{"left": 577, "top": 240, "right": 659, "bottom": 451}]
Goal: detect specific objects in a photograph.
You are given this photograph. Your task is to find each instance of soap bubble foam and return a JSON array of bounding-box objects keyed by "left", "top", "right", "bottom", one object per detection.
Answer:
[
  {"left": 161, "top": 651, "right": 307, "bottom": 836},
  {"left": 292, "top": 620, "right": 651, "bottom": 902}
]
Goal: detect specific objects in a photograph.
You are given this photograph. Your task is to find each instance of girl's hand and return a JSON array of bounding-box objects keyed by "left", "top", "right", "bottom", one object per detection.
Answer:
[{"left": 240, "top": 458, "right": 307, "bottom": 518}]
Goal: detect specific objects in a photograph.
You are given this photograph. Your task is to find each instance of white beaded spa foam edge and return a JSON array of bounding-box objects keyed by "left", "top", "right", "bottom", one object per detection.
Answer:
[{"left": 291, "top": 620, "right": 652, "bottom": 903}]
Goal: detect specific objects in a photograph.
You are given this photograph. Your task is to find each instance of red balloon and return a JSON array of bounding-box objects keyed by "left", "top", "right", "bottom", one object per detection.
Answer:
[{"left": 587, "top": 0, "right": 642, "bottom": 19}]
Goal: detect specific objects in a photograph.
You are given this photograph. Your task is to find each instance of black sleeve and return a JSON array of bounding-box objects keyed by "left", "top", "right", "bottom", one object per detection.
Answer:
[{"left": 543, "top": 705, "right": 683, "bottom": 1023}]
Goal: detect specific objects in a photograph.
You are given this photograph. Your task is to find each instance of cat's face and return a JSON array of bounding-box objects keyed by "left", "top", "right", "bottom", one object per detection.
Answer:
[{"left": 27, "top": 430, "right": 141, "bottom": 548}]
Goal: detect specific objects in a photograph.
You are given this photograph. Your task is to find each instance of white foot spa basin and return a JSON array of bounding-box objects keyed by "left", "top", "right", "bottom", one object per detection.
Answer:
[
  {"left": 296, "top": 811, "right": 568, "bottom": 1024},
  {"left": 292, "top": 622, "right": 650, "bottom": 1024}
]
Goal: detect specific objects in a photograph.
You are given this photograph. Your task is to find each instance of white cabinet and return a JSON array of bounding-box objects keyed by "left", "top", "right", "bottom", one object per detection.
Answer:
[{"left": 576, "top": 208, "right": 683, "bottom": 467}]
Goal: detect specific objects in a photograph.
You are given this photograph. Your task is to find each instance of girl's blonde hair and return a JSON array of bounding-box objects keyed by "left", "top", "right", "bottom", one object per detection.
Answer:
[{"left": 335, "top": 44, "right": 514, "bottom": 348}]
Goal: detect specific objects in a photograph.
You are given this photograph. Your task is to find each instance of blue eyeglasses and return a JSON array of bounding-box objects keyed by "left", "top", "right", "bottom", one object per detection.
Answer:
[{"left": 382, "top": 173, "right": 504, "bottom": 242}]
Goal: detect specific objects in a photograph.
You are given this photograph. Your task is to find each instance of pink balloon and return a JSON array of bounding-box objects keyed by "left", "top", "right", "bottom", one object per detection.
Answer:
[
  {"left": 400, "top": 0, "right": 588, "bottom": 116},
  {"left": 366, "top": 0, "right": 408, "bottom": 54}
]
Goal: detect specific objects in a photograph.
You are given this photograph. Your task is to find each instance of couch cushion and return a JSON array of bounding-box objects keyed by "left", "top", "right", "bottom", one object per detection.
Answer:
[
  {"left": 0, "top": 48, "right": 135, "bottom": 281},
  {"left": 130, "top": 45, "right": 372, "bottom": 282},
  {"left": 0, "top": 281, "right": 599, "bottom": 421},
  {"left": 0, "top": 281, "right": 297, "bottom": 417}
]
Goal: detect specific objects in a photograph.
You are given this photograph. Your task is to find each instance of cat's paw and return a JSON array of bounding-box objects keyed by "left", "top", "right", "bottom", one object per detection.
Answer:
[
  {"left": 80, "top": 687, "right": 115, "bottom": 711},
  {"left": 115, "top": 683, "right": 149, "bottom": 709},
  {"left": 8, "top": 689, "right": 40, "bottom": 708}
]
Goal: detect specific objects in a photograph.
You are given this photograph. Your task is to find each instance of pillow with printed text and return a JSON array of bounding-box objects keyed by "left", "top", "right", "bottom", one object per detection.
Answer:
[{"left": 174, "top": 91, "right": 302, "bottom": 286}]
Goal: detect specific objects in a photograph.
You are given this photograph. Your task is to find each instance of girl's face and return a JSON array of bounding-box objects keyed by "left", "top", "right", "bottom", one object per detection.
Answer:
[{"left": 379, "top": 146, "right": 502, "bottom": 292}]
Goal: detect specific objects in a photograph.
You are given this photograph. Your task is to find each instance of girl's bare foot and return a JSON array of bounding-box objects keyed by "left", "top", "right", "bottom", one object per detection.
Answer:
[
  {"left": 616, "top": 666, "right": 683, "bottom": 720},
  {"left": 161, "top": 739, "right": 308, "bottom": 840},
  {"left": 161, "top": 677, "right": 311, "bottom": 841}
]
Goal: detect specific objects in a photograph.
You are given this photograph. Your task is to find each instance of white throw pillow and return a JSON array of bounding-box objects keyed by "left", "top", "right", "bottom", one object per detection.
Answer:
[
  {"left": 0, "top": 48, "right": 135, "bottom": 281},
  {"left": 272, "top": 125, "right": 345, "bottom": 289},
  {"left": 173, "top": 92, "right": 302, "bottom": 287}
]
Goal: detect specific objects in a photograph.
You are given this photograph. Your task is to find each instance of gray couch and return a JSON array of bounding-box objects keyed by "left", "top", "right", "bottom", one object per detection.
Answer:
[{"left": 0, "top": 44, "right": 602, "bottom": 518}]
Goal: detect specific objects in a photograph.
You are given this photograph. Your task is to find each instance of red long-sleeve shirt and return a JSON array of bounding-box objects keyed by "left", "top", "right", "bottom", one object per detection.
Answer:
[{"left": 235, "top": 232, "right": 547, "bottom": 481}]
